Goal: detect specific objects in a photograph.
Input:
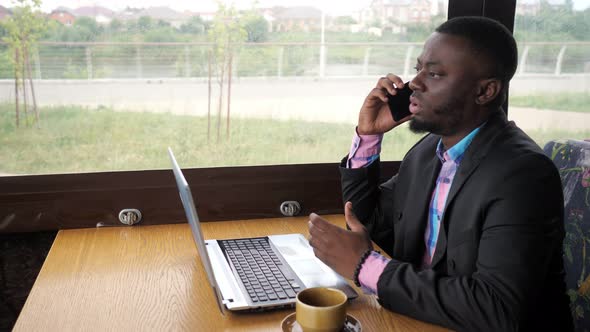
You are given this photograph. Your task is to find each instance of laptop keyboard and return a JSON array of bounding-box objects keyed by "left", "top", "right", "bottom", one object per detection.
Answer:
[{"left": 219, "top": 237, "right": 303, "bottom": 303}]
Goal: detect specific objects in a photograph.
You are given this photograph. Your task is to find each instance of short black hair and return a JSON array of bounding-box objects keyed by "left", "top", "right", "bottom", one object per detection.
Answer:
[{"left": 436, "top": 16, "right": 518, "bottom": 85}]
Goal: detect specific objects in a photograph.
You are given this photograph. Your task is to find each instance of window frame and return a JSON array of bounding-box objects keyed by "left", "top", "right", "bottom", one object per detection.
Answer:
[{"left": 0, "top": 0, "right": 516, "bottom": 233}]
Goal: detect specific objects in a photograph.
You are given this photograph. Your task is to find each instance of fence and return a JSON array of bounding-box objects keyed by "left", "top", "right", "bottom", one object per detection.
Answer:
[{"left": 0, "top": 41, "right": 589, "bottom": 80}]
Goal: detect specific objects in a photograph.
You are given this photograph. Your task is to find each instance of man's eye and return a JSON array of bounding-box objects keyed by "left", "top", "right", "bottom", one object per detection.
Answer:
[
  {"left": 429, "top": 72, "right": 441, "bottom": 78},
  {"left": 414, "top": 66, "right": 421, "bottom": 72}
]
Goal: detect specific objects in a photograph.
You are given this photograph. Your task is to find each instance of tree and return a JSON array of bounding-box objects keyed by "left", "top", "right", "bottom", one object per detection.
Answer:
[
  {"left": 41, "top": 19, "right": 61, "bottom": 40},
  {"left": 1, "top": 0, "right": 46, "bottom": 128},
  {"left": 334, "top": 16, "right": 357, "bottom": 25},
  {"left": 565, "top": 0, "right": 574, "bottom": 12},
  {"left": 180, "top": 16, "right": 206, "bottom": 35},
  {"left": 242, "top": 11, "right": 268, "bottom": 42},
  {"left": 207, "top": 2, "right": 247, "bottom": 142},
  {"left": 75, "top": 17, "right": 100, "bottom": 34},
  {"left": 514, "top": 4, "right": 590, "bottom": 41},
  {"left": 569, "top": 10, "right": 590, "bottom": 40},
  {"left": 368, "top": 18, "right": 382, "bottom": 28},
  {"left": 72, "top": 16, "right": 101, "bottom": 41},
  {"left": 137, "top": 16, "right": 154, "bottom": 32},
  {"left": 109, "top": 18, "right": 123, "bottom": 33},
  {"left": 0, "top": 23, "right": 7, "bottom": 39},
  {"left": 156, "top": 19, "right": 170, "bottom": 28},
  {"left": 144, "top": 26, "right": 179, "bottom": 42}
]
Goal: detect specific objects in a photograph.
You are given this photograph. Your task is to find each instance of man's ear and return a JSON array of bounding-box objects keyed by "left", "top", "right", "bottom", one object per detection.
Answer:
[{"left": 475, "top": 79, "right": 502, "bottom": 105}]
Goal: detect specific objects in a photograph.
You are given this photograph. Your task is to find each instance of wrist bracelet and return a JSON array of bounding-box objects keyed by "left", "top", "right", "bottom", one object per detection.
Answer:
[{"left": 353, "top": 249, "right": 373, "bottom": 287}]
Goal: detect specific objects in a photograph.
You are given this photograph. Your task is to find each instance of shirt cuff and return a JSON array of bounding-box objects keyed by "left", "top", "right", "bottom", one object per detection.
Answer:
[
  {"left": 357, "top": 251, "right": 390, "bottom": 295},
  {"left": 347, "top": 127, "right": 384, "bottom": 169}
]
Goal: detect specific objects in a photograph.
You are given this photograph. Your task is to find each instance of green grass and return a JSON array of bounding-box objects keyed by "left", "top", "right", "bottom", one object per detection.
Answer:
[
  {"left": 1, "top": 104, "right": 588, "bottom": 175},
  {"left": 526, "top": 128, "right": 590, "bottom": 150},
  {"left": 0, "top": 104, "right": 424, "bottom": 175},
  {"left": 510, "top": 93, "right": 590, "bottom": 113}
]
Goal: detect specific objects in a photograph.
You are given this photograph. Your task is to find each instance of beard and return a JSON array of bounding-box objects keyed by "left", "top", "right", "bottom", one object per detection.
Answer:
[{"left": 409, "top": 95, "right": 465, "bottom": 136}]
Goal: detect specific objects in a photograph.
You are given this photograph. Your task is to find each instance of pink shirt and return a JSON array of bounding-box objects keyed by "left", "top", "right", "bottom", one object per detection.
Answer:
[
  {"left": 346, "top": 129, "right": 389, "bottom": 293},
  {"left": 347, "top": 128, "right": 383, "bottom": 168}
]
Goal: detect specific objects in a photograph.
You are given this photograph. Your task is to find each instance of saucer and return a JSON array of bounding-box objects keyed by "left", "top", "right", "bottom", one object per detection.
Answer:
[{"left": 281, "top": 312, "right": 362, "bottom": 332}]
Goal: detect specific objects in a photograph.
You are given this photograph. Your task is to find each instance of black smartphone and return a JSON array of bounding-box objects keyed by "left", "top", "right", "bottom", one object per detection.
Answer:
[{"left": 387, "top": 82, "right": 412, "bottom": 122}]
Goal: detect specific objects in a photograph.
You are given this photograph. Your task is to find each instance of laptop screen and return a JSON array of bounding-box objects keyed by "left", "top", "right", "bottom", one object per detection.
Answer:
[{"left": 168, "top": 147, "right": 226, "bottom": 314}]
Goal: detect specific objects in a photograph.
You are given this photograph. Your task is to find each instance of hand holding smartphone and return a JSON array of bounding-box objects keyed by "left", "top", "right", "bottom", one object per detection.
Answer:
[{"left": 387, "top": 82, "right": 412, "bottom": 122}]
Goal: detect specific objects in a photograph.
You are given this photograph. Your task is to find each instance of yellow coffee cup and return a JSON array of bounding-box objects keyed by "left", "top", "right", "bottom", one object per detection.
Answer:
[{"left": 296, "top": 287, "right": 347, "bottom": 332}]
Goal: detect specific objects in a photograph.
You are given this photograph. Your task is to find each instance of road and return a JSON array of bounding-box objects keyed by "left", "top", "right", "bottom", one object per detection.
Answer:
[{"left": 0, "top": 75, "right": 589, "bottom": 131}]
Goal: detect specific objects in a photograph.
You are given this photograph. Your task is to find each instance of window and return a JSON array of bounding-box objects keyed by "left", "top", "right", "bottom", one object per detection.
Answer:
[
  {"left": 2, "top": 0, "right": 542, "bottom": 231},
  {"left": 0, "top": 0, "right": 442, "bottom": 176},
  {"left": 510, "top": 0, "right": 590, "bottom": 148}
]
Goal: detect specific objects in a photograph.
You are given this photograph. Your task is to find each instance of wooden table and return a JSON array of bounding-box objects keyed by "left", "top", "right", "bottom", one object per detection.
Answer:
[{"left": 14, "top": 215, "right": 449, "bottom": 331}]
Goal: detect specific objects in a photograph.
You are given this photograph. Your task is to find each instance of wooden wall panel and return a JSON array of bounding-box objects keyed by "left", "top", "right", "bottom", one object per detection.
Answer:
[{"left": 0, "top": 162, "right": 400, "bottom": 233}]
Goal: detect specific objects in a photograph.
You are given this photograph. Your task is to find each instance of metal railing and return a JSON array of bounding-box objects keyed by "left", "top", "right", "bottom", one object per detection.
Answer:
[{"left": 1, "top": 41, "right": 589, "bottom": 80}]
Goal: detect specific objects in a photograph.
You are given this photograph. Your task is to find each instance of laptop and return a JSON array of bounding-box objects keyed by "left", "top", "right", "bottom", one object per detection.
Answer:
[{"left": 168, "top": 147, "right": 357, "bottom": 312}]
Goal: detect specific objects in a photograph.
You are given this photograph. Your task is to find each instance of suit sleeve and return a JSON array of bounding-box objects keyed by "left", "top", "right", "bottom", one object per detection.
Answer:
[
  {"left": 339, "top": 156, "right": 397, "bottom": 254},
  {"left": 375, "top": 153, "right": 565, "bottom": 331}
]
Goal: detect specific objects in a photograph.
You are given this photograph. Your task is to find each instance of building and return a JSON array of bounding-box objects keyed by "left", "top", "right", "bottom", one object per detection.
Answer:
[
  {"left": 49, "top": 9, "right": 75, "bottom": 26},
  {"left": 354, "top": 0, "right": 447, "bottom": 34},
  {"left": 72, "top": 6, "right": 115, "bottom": 25},
  {"left": 116, "top": 6, "right": 187, "bottom": 28},
  {"left": 185, "top": 10, "right": 215, "bottom": 22},
  {"left": 270, "top": 6, "right": 323, "bottom": 32},
  {"left": 0, "top": 5, "right": 11, "bottom": 21},
  {"left": 371, "top": 0, "right": 432, "bottom": 25}
]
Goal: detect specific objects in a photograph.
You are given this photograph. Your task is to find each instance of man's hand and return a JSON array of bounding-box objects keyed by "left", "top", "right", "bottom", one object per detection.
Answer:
[
  {"left": 358, "top": 73, "right": 413, "bottom": 135},
  {"left": 308, "top": 202, "right": 372, "bottom": 279}
]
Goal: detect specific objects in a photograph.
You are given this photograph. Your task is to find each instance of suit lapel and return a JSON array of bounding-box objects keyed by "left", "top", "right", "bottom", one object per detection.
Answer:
[
  {"left": 429, "top": 154, "right": 482, "bottom": 267},
  {"left": 444, "top": 110, "right": 509, "bottom": 211},
  {"left": 429, "top": 110, "right": 510, "bottom": 268}
]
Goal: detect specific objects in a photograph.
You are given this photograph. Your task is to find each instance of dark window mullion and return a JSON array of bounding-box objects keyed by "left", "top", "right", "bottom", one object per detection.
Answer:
[{"left": 448, "top": 0, "right": 517, "bottom": 115}]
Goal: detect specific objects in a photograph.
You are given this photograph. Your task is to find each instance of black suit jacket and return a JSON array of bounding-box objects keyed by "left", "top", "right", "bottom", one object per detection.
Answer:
[{"left": 340, "top": 110, "right": 573, "bottom": 331}]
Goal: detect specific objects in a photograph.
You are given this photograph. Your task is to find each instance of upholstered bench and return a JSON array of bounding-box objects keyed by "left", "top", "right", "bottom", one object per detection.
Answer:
[{"left": 544, "top": 139, "right": 590, "bottom": 331}]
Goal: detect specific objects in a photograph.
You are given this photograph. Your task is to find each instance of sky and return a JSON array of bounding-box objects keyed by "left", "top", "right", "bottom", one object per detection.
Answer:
[{"left": 17, "top": 0, "right": 590, "bottom": 15}]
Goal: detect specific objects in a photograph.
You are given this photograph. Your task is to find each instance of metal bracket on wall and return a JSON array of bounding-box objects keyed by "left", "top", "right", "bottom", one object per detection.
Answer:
[
  {"left": 280, "top": 201, "right": 301, "bottom": 217},
  {"left": 118, "top": 209, "right": 142, "bottom": 225}
]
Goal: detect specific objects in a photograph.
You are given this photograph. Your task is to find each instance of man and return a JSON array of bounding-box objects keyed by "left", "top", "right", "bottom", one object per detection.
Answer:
[{"left": 308, "top": 16, "right": 573, "bottom": 331}]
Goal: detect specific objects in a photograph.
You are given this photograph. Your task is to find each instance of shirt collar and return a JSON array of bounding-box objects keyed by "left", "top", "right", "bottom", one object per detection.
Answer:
[{"left": 436, "top": 125, "right": 483, "bottom": 163}]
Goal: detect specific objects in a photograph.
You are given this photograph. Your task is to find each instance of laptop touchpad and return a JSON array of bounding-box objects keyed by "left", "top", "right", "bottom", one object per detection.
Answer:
[{"left": 271, "top": 234, "right": 339, "bottom": 286}]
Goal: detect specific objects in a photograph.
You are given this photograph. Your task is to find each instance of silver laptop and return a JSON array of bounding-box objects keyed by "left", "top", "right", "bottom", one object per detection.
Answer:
[{"left": 168, "top": 147, "right": 357, "bottom": 312}]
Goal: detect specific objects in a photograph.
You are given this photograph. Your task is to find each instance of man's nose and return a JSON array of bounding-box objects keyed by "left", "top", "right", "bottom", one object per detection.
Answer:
[{"left": 409, "top": 76, "right": 423, "bottom": 91}]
